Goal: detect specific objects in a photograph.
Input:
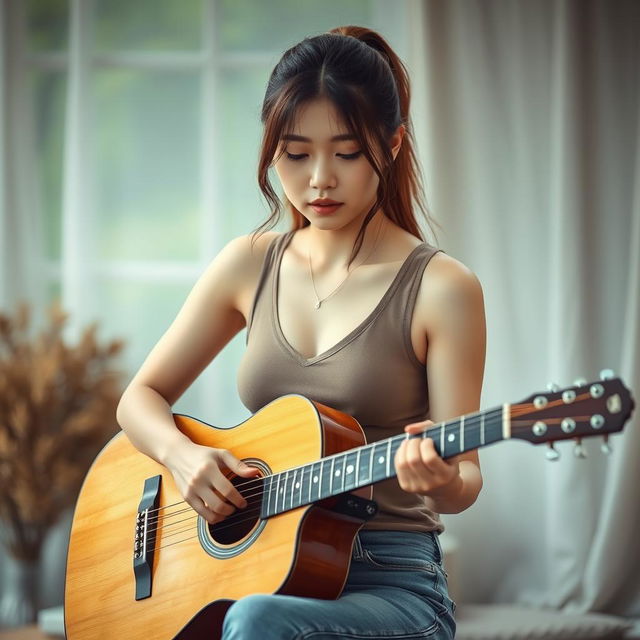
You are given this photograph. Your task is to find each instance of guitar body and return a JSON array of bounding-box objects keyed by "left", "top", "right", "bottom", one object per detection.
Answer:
[
  {"left": 65, "top": 375, "right": 634, "bottom": 639},
  {"left": 64, "top": 395, "right": 372, "bottom": 639}
]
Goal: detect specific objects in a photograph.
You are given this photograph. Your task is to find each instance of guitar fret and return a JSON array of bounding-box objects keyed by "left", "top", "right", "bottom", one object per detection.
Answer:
[
  {"left": 315, "top": 462, "right": 322, "bottom": 500},
  {"left": 282, "top": 470, "right": 289, "bottom": 512},
  {"left": 290, "top": 469, "right": 297, "bottom": 509},
  {"left": 340, "top": 454, "right": 346, "bottom": 492},
  {"left": 299, "top": 467, "right": 305, "bottom": 506},
  {"left": 329, "top": 457, "right": 335, "bottom": 495},
  {"left": 355, "top": 448, "right": 361, "bottom": 487},
  {"left": 275, "top": 472, "right": 282, "bottom": 514},
  {"left": 444, "top": 421, "right": 461, "bottom": 458},
  {"left": 440, "top": 424, "right": 444, "bottom": 457},
  {"left": 466, "top": 414, "right": 481, "bottom": 451},
  {"left": 386, "top": 440, "right": 391, "bottom": 478},
  {"left": 318, "top": 460, "right": 324, "bottom": 499},
  {"left": 372, "top": 442, "right": 387, "bottom": 483},
  {"left": 460, "top": 415, "right": 464, "bottom": 451},
  {"left": 390, "top": 437, "right": 402, "bottom": 470},
  {"left": 481, "top": 413, "right": 485, "bottom": 445},
  {"left": 285, "top": 470, "right": 292, "bottom": 509},
  {"left": 266, "top": 474, "right": 273, "bottom": 517},
  {"left": 344, "top": 450, "right": 357, "bottom": 491},
  {"left": 322, "top": 459, "right": 332, "bottom": 499}
]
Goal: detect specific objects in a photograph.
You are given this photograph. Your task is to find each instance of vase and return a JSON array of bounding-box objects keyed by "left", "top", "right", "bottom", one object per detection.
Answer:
[{"left": 0, "top": 553, "right": 39, "bottom": 628}]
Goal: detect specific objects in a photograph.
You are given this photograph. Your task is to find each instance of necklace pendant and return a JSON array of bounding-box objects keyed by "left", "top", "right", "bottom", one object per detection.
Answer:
[{"left": 314, "top": 300, "right": 321, "bottom": 309}]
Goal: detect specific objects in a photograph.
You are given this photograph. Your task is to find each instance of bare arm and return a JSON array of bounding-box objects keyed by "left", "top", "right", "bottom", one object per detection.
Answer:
[
  {"left": 395, "top": 253, "right": 487, "bottom": 514},
  {"left": 116, "top": 234, "right": 268, "bottom": 523}
]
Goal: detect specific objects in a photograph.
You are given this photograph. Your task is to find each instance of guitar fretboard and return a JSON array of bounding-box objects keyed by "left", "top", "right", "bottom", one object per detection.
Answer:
[{"left": 260, "top": 405, "right": 505, "bottom": 518}]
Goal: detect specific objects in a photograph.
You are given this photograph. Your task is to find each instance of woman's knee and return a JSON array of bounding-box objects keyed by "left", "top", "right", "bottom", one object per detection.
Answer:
[{"left": 222, "top": 594, "right": 285, "bottom": 639}]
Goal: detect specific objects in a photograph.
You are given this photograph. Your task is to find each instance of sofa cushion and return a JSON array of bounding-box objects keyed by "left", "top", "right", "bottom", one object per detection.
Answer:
[{"left": 455, "top": 604, "right": 633, "bottom": 640}]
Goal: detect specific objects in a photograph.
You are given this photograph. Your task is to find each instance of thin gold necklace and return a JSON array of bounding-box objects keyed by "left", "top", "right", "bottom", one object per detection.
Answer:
[{"left": 307, "top": 220, "right": 386, "bottom": 310}]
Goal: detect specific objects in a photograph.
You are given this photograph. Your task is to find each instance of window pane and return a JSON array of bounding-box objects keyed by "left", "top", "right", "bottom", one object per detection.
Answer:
[
  {"left": 29, "top": 69, "right": 67, "bottom": 260},
  {"left": 92, "top": 69, "right": 201, "bottom": 260},
  {"left": 26, "top": 0, "right": 69, "bottom": 52},
  {"left": 93, "top": 0, "right": 204, "bottom": 52},
  {"left": 217, "top": 66, "right": 270, "bottom": 238},
  {"left": 95, "top": 277, "right": 204, "bottom": 411},
  {"left": 218, "top": 0, "right": 372, "bottom": 51},
  {"left": 95, "top": 277, "right": 190, "bottom": 370}
]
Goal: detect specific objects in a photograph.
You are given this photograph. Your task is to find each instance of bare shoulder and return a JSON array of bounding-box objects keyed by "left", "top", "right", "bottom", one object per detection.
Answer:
[
  {"left": 215, "top": 230, "right": 280, "bottom": 272},
  {"left": 417, "top": 250, "right": 485, "bottom": 332},
  {"left": 208, "top": 230, "right": 281, "bottom": 318}
]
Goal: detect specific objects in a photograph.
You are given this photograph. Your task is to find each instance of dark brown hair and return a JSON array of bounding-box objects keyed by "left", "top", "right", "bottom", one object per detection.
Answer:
[{"left": 253, "top": 25, "right": 440, "bottom": 265}]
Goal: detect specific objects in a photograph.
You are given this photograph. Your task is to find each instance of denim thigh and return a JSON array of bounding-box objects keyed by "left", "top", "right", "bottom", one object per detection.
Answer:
[{"left": 221, "top": 529, "right": 456, "bottom": 640}]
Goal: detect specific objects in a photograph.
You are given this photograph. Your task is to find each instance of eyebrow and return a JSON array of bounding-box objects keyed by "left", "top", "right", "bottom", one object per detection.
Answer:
[{"left": 281, "top": 133, "right": 357, "bottom": 142}]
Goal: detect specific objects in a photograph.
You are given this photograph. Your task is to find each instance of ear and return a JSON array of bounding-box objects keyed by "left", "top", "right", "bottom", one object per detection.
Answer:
[{"left": 390, "top": 124, "right": 405, "bottom": 161}]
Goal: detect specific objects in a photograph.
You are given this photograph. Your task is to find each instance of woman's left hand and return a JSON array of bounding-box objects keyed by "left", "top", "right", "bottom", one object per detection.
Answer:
[{"left": 395, "top": 421, "right": 461, "bottom": 496}]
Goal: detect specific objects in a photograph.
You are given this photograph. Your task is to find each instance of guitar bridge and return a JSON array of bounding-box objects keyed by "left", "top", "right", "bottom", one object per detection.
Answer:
[{"left": 133, "top": 475, "right": 161, "bottom": 600}]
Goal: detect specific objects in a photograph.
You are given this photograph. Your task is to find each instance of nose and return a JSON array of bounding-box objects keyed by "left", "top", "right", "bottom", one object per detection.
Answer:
[{"left": 309, "top": 155, "right": 337, "bottom": 191}]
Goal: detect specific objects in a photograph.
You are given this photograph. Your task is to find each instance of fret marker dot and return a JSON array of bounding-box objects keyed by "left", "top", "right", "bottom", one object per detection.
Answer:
[
  {"left": 346, "top": 465, "right": 354, "bottom": 474},
  {"left": 448, "top": 434, "right": 456, "bottom": 442},
  {"left": 335, "top": 470, "right": 341, "bottom": 477},
  {"left": 378, "top": 456, "right": 385, "bottom": 464},
  {"left": 280, "top": 487, "right": 283, "bottom": 493},
  {"left": 313, "top": 476, "right": 318, "bottom": 483},
  {"left": 295, "top": 482, "right": 300, "bottom": 489}
]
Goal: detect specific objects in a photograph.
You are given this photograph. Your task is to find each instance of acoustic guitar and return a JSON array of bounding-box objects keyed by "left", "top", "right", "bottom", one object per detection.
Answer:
[{"left": 64, "top": 373, "right": 634, "bottom": 639}]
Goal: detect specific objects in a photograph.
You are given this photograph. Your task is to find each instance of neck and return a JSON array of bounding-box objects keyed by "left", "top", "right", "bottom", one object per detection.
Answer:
[{"left": 306, "top": 210, "right": 387, "bottom": 271}]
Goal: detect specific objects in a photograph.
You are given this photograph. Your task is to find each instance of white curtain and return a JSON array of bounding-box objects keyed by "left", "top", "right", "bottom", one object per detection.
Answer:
[
  {"left": 408, "top": 0, "right": 639, "bottom": 616},
  {"left": 0, "top": 0, "right": 44, "bottom": 311}
]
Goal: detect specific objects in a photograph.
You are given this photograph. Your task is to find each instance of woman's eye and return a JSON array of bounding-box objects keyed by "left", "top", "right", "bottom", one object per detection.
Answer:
[
  {"left": 285, "top": 151, "right": 362, "bottom": 161},
  {"left": 285, "top": 153, "right": 306, "bottom": 161}
]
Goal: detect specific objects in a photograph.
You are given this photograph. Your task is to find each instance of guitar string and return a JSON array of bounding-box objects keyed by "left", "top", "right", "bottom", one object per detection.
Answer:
[
  {"left": 141, "top": 404, "right": 506, "bottom": 529},
  {"left": 142, "top": 408, "right": 599, "bottom": 555},
  {"left": 140, "top": 410, "right": 599, "bottom": 546},
  {"left": 140, "top": 403, "right": 594, "bottom": 536},
  {"left": 141, "top": 404, "right": 509, "bottom": 522},
  {"left": 142, "top": 396, "right": 588, "bottom": 529}
]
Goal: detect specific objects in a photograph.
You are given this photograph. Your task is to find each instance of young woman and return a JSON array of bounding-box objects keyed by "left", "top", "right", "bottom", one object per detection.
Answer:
[{"left": 117, "top": 25, "right": 486, "bottom": 640}]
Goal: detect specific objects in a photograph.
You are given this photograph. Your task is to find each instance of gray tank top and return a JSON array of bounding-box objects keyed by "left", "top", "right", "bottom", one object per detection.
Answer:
[{"left": 237, "top": 230, "right": 444, "bottom": 533}]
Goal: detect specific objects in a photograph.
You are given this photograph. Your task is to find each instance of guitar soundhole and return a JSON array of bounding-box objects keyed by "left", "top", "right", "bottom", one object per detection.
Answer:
[{"left": 208, "top": 472, "right": 264, "bottom": 545}]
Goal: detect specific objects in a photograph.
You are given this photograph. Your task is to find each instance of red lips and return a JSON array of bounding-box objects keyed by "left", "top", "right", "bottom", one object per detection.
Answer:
[{"left": 310, "top": 198, "right": 342, "bottom": 205}]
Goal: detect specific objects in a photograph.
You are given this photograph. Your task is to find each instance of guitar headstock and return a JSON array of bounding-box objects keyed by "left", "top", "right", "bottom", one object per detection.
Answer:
[{"left": 510, "top": 370, "right": 635, "bottom": 459}]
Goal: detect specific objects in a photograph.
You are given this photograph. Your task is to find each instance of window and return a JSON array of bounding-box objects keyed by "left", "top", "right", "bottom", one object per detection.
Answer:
[{"left": 12, "top": 0, "right": 409, "bottom": 425}]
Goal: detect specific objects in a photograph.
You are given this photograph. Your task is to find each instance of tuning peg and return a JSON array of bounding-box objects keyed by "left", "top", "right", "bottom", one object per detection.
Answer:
[
  {"left": 573, "top": 438, "right": 587, "bottom": 459},
  {"left": 574, "top": 377, "right": 587, "bottom": 387},
  {"left": 546, "top": 382, "right": 560, "bottom": 392},
  {"left": 601, "top": 434, "right": 612, "bottom": 455},
  {"left": 599, "top": 368, "right": 615, "bottom": 380},
  {"left": 546, "top": 442, "right": 560, "bottom": 461}
]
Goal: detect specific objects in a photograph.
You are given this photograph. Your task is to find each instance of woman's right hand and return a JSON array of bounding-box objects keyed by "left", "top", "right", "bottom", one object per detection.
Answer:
[{"left": 165, "top": 440, "right": 261, "bottom": 524}]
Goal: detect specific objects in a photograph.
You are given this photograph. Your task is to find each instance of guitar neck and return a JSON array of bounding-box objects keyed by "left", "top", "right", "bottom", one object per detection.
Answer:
[{"left": 261, "top": 405, "right": 507, "bottom": 518}]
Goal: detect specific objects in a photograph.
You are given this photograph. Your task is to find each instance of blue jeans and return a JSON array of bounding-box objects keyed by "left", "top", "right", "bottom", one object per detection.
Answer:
[{"left": 221, "top": 529, "right": 456, "bottom": 639}]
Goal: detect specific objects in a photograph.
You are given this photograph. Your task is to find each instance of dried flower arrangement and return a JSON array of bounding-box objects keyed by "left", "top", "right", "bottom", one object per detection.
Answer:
[{"left": 0, "top": 301, "right": 125, "bottom": 563}]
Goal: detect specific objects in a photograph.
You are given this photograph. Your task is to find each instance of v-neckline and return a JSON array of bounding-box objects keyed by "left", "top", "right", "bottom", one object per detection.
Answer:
[{"left": 272, "top": 231, "right": 426, "bottom": 367}]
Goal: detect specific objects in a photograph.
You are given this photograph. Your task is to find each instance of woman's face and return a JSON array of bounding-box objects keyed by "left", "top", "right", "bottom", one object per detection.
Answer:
[{"left": 272, "top": 97, "right": 402, "bottom": 232}]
